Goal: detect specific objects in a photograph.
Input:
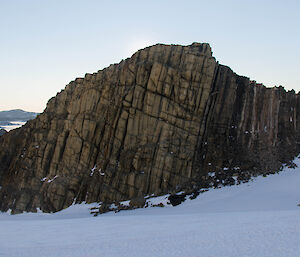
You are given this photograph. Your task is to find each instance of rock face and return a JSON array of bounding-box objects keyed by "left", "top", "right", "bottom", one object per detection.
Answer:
[
  {"left": 0, "top": 129, "right": 7, "bottom": 136},
  {"left": 0, "top": 43, "right": 299, "bottom": 214}
]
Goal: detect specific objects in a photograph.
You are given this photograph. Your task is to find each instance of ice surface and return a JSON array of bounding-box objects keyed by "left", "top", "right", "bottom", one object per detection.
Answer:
[{"left": 1, "top": 158, "right": 300, "bottom": 257}]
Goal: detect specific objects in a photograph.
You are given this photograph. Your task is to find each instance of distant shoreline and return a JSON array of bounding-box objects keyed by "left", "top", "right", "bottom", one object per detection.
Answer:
[
  {"left": 0, "top": 121, "right": 26, "bottom": 132},
  {"left": 0, "top": 109, "right": 38, "bottom": 132}
]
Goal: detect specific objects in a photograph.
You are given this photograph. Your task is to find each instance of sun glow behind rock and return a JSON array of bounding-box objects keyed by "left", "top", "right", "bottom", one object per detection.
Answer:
[{"left": 125, "top": 38, "right": 157, "bottom": 57}]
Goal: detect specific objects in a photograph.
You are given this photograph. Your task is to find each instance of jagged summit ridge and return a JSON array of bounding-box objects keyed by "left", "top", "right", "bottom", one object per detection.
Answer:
[{"left": 0, "top": 43, "right": 299, "bottom": 214}]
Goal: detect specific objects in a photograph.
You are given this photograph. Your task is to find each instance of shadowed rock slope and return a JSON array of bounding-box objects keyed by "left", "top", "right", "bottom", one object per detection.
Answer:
[
  {"left": 0, "top": 43, "right": 299, "bottom": 214},
  {"left": 0, "top": 129, "right": 7, "bottom": 136}
]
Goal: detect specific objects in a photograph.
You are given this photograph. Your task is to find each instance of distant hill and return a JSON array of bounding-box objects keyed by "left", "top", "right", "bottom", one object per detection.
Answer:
[{"left": 0, "top": 109, "right": 38, "bottom": 125}]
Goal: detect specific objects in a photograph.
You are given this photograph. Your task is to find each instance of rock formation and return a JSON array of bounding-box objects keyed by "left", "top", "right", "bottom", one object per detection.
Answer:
[
  {"left": 0, "top": 129, "right": 7, "bottom": 136},
  {"left": 0, "top": 43, "right": 299, "bottom": 214}
]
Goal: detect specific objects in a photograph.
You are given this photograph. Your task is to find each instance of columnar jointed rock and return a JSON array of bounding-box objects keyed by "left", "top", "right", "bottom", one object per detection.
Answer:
[{"left": 0, "top": 43, "right": 299, "bottom": 213}]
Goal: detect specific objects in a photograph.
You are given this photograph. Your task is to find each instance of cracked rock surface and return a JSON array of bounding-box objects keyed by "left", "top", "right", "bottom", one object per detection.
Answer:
[{"left": 0, "top": 43, "right": 299, "bottom": 213}]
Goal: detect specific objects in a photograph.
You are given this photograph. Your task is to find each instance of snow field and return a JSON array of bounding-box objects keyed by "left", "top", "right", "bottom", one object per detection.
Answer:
[{"left": 1, "top": 157, "right": 300, "bottom": 257}]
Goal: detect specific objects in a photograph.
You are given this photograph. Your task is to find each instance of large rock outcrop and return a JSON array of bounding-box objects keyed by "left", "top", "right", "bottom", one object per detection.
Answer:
[{"left": 0, "top": 43, "right": 299, "bottom": 214}]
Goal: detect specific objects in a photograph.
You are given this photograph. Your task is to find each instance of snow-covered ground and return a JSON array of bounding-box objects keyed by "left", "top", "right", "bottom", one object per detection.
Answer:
[{"left": 1, "top": 159, "right": 300, "bottom": 257}]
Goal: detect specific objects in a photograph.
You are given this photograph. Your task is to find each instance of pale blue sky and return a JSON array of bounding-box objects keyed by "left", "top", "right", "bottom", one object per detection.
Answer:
[{"left": 1, "top": 0, "right": 299, "bottom": 112}]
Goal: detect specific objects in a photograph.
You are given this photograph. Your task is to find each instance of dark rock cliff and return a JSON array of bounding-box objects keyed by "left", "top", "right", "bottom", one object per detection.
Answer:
[
  {"left": 0, "top": 43, "right": 299, "bottom": 214},
  {"left": 0, "top": 129, "right": 7, "bottom": 136}
]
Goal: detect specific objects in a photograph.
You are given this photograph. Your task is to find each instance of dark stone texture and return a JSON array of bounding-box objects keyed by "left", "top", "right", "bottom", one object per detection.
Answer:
[{"left": 0, "top": 129, "right": 7, "bottom": 136}]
